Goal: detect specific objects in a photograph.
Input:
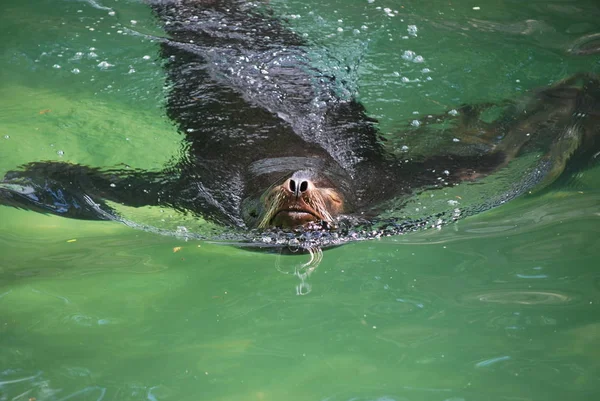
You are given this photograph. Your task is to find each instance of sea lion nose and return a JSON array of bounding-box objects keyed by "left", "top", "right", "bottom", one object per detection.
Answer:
[{"left": 288, "top": 178, "right": 310, "bottom": 198}]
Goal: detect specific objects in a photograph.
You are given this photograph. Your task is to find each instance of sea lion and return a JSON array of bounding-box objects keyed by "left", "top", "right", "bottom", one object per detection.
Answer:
[{"left": 0, "top": 0, "right": 598, "bottom": 247}]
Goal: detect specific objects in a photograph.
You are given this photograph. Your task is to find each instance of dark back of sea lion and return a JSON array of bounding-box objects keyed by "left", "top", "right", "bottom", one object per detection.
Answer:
[{"left": 148, "top": 0, "right": 396, "bottom": 225}]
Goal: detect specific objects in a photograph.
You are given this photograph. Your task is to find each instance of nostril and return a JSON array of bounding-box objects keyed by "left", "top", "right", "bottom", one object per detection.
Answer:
[
  {"left": 289, "top": 179, "right": 296, "bottom": 193},
  {"left": 299, "top": 181, "right": 308, "bottom": 193}
]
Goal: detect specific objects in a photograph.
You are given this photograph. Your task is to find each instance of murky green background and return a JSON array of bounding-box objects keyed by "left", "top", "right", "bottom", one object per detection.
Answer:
[{"left": 1, "top": 0, "right": 599, "bottom": 400}]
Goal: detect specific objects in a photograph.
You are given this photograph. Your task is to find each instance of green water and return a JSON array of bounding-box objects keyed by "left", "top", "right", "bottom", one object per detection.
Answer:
[{"left": 1, "top": 0, "right": 600, "bottom": 400}]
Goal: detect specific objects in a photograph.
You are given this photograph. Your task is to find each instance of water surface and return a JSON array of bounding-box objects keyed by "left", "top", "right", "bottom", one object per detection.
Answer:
[{"left": 1, "top": 0, "right": 600, "bottom": 400}]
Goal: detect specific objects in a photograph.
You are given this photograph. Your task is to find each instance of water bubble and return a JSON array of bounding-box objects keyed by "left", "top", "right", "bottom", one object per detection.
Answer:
[
  {"left": 411, "top": 120, "right": 421, "bottom": 127},
  {"left": 402, "top": 50, "right": 415, "bottom": 60},
  {"left": 421, "top": 67, "right": 431, "bottom": 73},
  {"left": 57, "top": 150, "right": 65, "bottom": 156},
  {"left": 3, "top": 135, "right": 9, "bottom": 139},
  {"left": 71, "top": 68, "right": 80, "bottom": 74},
  {"left": 337, "top": 27, "right": 344, "bottom": 32},
  {"left": 413, "top": 55, "right": 425, "bottom": 63},
  {"left": 401, "top": 76, "right": 410, "bottom": 83},
  {"left": 448, "top": 109, "right": 459, "bottom": 116},
  {"left": 53, "top": 64, "right": 61, "bottom": 69},
  {"left": 97, "top": 61, "right": 113, "bottom": 69},
  {"left": 407, "top": 25, "right": 418, "bottom": 36},
  {"left": 353, "top": 29, "right": 360, "bottom": 35},
  {"left": 90, "top": 47, "right": 96, "bottom": 51},
  {"left": 401, "top": 145, "right": 409, "bottom": 151},
  {"left": 130, "top": 20, "right": 137, "bottom": 25},
  {"left": 128, "top": 67, "right": 136, "bottom": 74},
  {"left": 453, "top": 138, "right": 460, "bottom": 142},
  {"left": 88, "top": 52, "right": 98, "bottom": 58},
  {"left": 108, "top": 11, "right": 115, "bottom": 16},
  {"left": 142, "top": 55, "right": 151, "bottom": 60},
  {"left": 367, "top": 0, "right": 374, "bottom": 3}
]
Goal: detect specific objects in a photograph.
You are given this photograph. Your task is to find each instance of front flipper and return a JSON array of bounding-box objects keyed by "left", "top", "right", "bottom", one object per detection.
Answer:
[{"left": 0, "top": 162, "right": 168, "bottom": 220}]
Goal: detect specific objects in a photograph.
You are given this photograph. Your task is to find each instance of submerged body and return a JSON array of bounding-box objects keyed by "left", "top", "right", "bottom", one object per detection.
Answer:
[{"left": 0, "top": 0, "right": 598, "bottom": 245}]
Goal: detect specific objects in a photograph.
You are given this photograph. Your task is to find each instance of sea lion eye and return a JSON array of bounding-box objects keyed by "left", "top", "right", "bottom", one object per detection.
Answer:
[{"left": 329, "top": 194, "right": 342, "bottom": 204}]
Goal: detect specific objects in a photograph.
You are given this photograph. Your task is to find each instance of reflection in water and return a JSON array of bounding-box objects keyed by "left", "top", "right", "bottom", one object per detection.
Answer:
[
  {"left": 57, "top": 386, "right": 106, "bottom": 401},
  {"left": 275, "top": 247, "right": 323, "bottom": 295}
]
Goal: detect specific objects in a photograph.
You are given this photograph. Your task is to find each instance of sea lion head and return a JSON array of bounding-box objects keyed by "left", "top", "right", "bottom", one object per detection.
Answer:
[
  {"left": 241, "top": 158, "right": 350, "bottom": 230},
  {"left": 258, "top": 169, "right": 345, "bottom": 229}
]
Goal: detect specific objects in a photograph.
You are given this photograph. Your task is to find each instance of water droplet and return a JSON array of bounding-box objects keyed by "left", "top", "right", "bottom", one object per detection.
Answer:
[{"left": 57, "top": 150, "right": 65, "bottom": 156}]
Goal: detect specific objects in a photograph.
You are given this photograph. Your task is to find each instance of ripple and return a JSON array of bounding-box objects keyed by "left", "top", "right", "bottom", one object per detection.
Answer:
[
  {"left": 457, "top": 289, "right": 579, "bottom": 306},
  {"left": 568, "top": 32, "right": 600, "bottom": 55},
  {"left": 366, "top": 298, "right": 426, "bottom": 318}
]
